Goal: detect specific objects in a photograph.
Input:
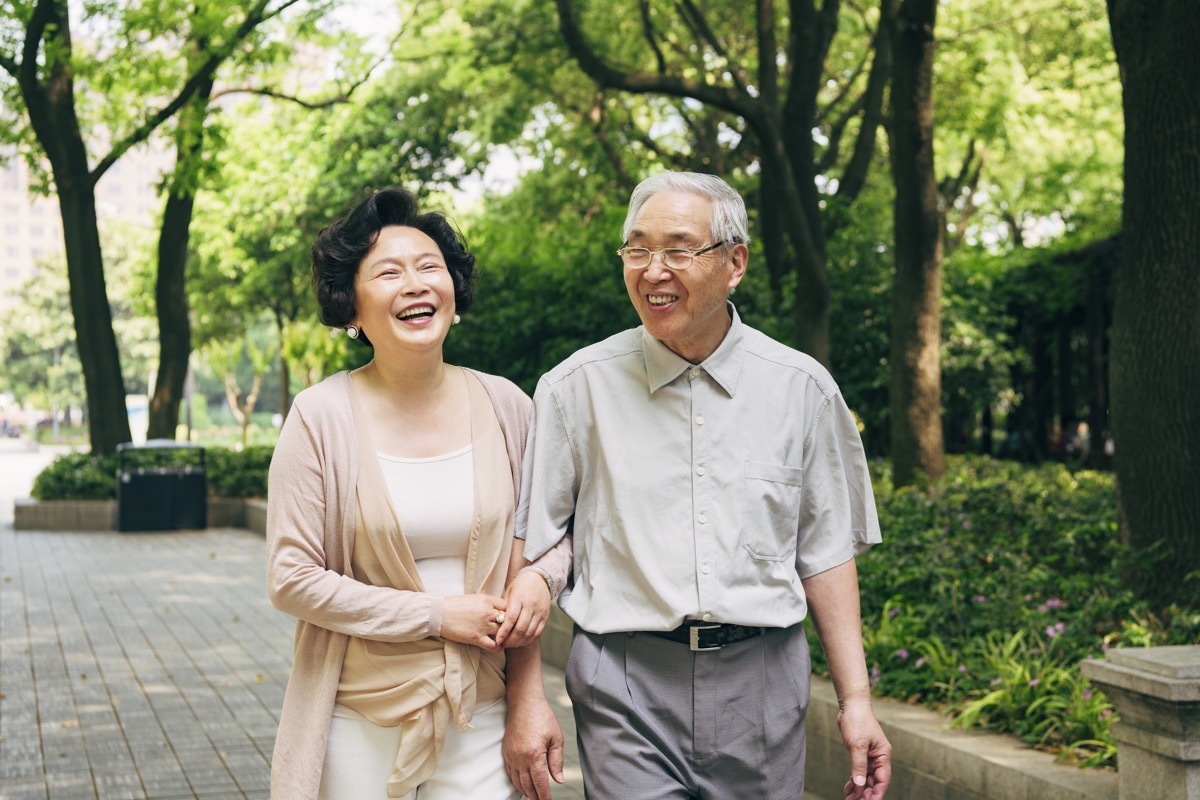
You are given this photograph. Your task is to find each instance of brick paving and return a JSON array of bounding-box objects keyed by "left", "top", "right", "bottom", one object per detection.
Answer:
[{"left": 0, "top": 525, "right": 585, "bottom": 800}]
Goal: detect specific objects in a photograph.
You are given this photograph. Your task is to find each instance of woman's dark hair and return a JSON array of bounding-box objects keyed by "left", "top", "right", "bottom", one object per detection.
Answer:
[{"left": 311, "top": 187, "right": 476, "bottom": 346}]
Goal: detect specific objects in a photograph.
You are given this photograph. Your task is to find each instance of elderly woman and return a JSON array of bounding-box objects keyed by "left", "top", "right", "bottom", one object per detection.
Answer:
[{"left": 267, "top": 187, "right": 567, "bottom": 800}]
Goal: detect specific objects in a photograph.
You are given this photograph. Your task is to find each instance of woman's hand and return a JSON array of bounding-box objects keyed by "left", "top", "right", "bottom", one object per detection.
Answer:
[
  {"left": 440, "top": 593, "right": 509, "bottom": 653},
  {"left": 495, "top": 570, "right": 552, "bottom": 649}
]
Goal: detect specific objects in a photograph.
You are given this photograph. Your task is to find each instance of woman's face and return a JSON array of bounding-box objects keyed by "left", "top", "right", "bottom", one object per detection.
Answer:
[{"left": 349, "top": 225, "right": 457, "bottom": 358}]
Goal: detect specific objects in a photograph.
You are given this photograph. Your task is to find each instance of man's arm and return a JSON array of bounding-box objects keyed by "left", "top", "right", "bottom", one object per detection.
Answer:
[
  {"left": 802, "top": 559, "right": 891, "bottom": 800},
  {"left": 502, "top": 541, "right": 565, "bottom": 800}
]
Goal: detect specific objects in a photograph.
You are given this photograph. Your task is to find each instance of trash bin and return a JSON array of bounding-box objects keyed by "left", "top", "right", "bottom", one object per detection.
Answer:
[{"left": 116, "top": 440, "right": 207, "bottom": 532}]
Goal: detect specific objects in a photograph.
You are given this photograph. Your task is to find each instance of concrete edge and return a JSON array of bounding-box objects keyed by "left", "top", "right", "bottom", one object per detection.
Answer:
[{"left": 12, "top": 497, "right": 269, "bottom": 535}]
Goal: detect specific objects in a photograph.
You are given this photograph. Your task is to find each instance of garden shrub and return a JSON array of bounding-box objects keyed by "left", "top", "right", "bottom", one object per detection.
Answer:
[
  {"left": 30, "top": 452, "right": 119, "bottom": 500},
  {"left": 806, "top": 455, "right": 1200, "bottom": 770},
  {"left": 30, "top": 445, "right": 273, "bottom": 501},
  {"left": 205, "top": 445, "right": 273, "bottom": 498}
]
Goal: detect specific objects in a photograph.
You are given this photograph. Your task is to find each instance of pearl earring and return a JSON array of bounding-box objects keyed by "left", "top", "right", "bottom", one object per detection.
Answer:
[
  {"left": 452, "top": 314, "right": 461, "bottom": 325},
  {"left": 346, "top": 325, "right": 359, "bottom": 339}
]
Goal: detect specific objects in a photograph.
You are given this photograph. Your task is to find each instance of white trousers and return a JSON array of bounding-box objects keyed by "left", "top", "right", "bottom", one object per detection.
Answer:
[{"left": 317, "top": 699, "right": 518, "bottom": 800}]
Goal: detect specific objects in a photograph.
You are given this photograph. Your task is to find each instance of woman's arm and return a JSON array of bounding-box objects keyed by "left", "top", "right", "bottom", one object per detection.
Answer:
[{"left": 266, "top": 402, "right": 444, "bottom": 642}]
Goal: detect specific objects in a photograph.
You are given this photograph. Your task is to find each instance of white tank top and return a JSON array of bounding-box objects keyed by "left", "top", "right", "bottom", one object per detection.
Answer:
[{"left": 377, "top": 444, "right": 473, "bottom": 596}]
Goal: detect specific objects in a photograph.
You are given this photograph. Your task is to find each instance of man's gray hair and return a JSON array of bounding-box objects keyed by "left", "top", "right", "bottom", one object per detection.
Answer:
[{"left": 622, "top": 172, "right": 751, "bottom": 246}]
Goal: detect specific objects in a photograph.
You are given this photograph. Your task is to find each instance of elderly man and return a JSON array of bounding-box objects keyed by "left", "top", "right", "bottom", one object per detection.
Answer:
[{"left": 508, "top": 171, "right": 891, "bottom": 800}]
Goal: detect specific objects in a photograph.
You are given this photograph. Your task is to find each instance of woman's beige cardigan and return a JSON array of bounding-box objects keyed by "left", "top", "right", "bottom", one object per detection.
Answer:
[{"left": 266, "top": 369, "right": 548, "bottom": 800}]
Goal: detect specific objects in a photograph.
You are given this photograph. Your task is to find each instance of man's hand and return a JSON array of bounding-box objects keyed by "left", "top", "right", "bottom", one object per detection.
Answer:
[
  {"left": 496, "top": 570, "right": 552, "bottom": 649},
  {"left": 503, "top": 696, "right": 565, "bottom": 800},
  {"left": 838, "top": 700, "right": 891, "bottom": 799}
]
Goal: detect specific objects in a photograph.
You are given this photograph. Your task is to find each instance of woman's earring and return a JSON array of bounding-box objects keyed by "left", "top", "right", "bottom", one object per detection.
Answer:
[
  {"left": 452, "top": 314, "right": 461, "bottom": 325},
  {"left": 346, "top": 325, "right": 359, "bottom": 339}
]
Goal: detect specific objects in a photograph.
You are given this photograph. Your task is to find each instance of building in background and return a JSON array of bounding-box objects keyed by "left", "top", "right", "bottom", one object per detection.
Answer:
[{"left": 0, "top": 145, "right": 171, "bottom": 308}]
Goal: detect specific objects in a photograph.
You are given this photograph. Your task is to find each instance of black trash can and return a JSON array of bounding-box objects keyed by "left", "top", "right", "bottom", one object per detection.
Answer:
[{"left": 116, "top": 440, "right": 207, "bottom": 532}]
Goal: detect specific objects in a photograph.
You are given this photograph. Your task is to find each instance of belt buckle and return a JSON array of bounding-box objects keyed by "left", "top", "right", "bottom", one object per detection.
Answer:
[{"left": 689, "top": 623, "right": 723, "bottom": 652}]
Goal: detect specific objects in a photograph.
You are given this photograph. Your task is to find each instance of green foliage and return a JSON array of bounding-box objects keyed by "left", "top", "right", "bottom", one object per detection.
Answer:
[
  {"left": 31, "top": 452, "right": 119, "bottom": 501},
  {"left": 809, "top": 455, "right": 1200, "bottom": 768},
  {"left": 30, "top": 444, "right": 274, "bottom": 501},
  {"left": 205, "top": 445, "right": 273, "bottom": 498},
  {"left": 444, "top": 168, "right": 641, "bottom": 393}
]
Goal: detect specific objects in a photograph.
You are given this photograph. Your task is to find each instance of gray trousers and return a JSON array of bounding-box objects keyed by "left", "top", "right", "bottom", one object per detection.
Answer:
[{"left": 565, "top": 624, "right": 810, "bottom": 800}]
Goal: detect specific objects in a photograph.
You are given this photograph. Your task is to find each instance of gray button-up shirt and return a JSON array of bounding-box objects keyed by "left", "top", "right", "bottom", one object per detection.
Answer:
[{"left": 520, "top": 306, "right": 881, "bottom": 634}]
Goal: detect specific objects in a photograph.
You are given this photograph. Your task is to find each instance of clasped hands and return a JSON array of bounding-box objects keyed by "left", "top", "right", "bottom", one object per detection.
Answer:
[{"left": 439, "top": 570, "right": 552, "bottom": 653}]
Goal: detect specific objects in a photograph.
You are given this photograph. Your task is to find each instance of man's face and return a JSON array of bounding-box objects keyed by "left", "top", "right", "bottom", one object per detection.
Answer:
[{"left": 623, "top": 190, "right": 747, "bottom": 363}]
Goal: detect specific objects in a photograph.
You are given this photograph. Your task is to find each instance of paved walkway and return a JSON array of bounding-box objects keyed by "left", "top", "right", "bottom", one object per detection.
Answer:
[
  {"left": 0, "top": 525, "right": 585, "bottom": 800},
  {"left": 1, "top": 443, "right": 830, "bottom": 800},
  {"left": 0, "top": 436, "right": 582, "bottom": 800}
]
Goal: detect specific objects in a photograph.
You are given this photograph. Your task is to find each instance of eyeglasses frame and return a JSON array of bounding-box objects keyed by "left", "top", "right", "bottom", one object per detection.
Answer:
[{"left": 616, "top": 240, "right": 729, "bottom": 271}]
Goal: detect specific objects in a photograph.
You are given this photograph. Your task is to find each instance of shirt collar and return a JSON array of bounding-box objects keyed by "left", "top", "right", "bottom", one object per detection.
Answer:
[{"left": 641, "top": 303, "right": 745, "bottom": 396}]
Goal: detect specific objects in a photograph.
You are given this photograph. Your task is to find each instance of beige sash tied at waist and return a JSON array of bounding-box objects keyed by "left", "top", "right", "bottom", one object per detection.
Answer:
[{"left": 338, "top": 369, "right": 514, "bottom": 797}]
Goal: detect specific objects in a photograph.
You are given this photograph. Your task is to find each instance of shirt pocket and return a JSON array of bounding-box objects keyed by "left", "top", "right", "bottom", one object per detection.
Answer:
[{"left": 741, "top": 461, "right": 804, "bottom": 562}]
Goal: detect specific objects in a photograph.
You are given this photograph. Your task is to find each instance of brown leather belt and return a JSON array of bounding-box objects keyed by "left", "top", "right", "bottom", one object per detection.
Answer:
[{"left": 650, "top": 621, "right": 766, "bottom": 652}]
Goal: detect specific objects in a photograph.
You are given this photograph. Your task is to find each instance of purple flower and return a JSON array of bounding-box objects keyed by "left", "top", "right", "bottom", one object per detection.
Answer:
[
  {"left": 896, "top": 649, "right": 910, "bottom": 660},
  {"left": 888, "top": 606, "right": 901, "bottom": 619},
  {"left": 1028, "top": 678, "right": 1041, "bottom": 687},
  {"left": 1101, "top": 709, "right": 1113, "bottom": 719},
  {"left": 1045, "top": 622, "right": 1065, "bottom": 639},
  {"left": 973, "top": 595, "right": 989, "bottom": 603},
  {"left": 914, "top": 657, "right": 927, "bottom": 668},
  {"left": 1083, "top": 689, "right": 1093, "bottom": 701},
  {"left": 958, "top": 665, "right": 968, "bottom": 673}
]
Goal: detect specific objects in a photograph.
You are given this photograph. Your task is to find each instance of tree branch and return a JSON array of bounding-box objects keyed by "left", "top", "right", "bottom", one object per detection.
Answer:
[
  {"left": 587, "top": 92, "right": 636, "bottom": 191},
  {"left": 638, "top": 0, "right": 668, "bottom": 73},
  {"left": 209, "top": 31, "right": 394, "bottom": 110},
  {"left": 91, "top": 0, "right": 281, "bottom": 183},
  {"left": 816, "top": 92, "right": 865, "bottom": 173},
  {"left": 757, "top": 0, "right": 780, "bottom": 108},
  {"left": 676, "top": 0, "right": 752, "bottom": 93},
  {"left": 835, "top": 0, "right": 895, "bottom": 204},
  {"left": 555, "top": 0, "right": 755, "bottom": 123}
]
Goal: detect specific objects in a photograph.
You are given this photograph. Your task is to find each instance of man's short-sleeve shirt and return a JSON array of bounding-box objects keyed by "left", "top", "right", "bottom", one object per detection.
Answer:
[{"left": 520, "top": 306, "right": 881, "bottom": 634}]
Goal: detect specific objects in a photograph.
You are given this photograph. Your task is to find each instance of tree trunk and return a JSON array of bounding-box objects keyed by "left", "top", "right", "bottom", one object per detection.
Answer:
[
  {"left": 1085, "top": 252, "right": 1112, "bottom": 467},
  {"left": 53, "top": 158, "right": 132, "bottom": 454},
  {"left": 147, "top": 188, "right": 196, "bottom": 440},
  {"left": 147, "top": 80, "right": 214, "bottom": 441},
  {"left": 17, "top": 3, "right": 132, "bottom": 453},
  {"left": 887, "top": 0, "right": 944, "bottom": 487},
  {"left": 1106, "top": 0, "right": 1200, "bottom": 609}
]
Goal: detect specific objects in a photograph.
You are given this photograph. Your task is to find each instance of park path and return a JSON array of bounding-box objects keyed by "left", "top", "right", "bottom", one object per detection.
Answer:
[{"left": 0, "top": 441, "right": 585, "bottom": 800}]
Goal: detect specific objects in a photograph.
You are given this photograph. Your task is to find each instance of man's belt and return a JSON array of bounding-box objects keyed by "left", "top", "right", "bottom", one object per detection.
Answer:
[{"left": 650, "top": 621, "right": 766, "bottom": 652}]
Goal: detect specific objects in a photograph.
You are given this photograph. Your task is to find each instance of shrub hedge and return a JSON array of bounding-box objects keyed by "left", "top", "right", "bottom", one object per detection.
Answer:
[
  {"left": 807, "top": 455, "right": 1200, "bottom": 769},
  {"left": 30, "top": 445, "right": 273, "bottom": 501}
]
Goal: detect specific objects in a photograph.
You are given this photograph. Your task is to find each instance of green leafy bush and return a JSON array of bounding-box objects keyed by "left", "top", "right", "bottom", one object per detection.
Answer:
[
  {"left": 808, "top": 455, "right": 1200, "bottom": 770},
  {"left": 30, "top": 445, "right": 273, "bottom": 501},
  {"left": 205, "top": 445, "right": 273, "bottom": 498},
  {"left": 31, "top": 452, "right": 119, "bottom": 500}
]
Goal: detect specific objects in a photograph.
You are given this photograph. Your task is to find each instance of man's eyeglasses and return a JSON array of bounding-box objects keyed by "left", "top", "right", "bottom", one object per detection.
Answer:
[{"left": 617, "top": 241, "right": 727, "bottom": 271}]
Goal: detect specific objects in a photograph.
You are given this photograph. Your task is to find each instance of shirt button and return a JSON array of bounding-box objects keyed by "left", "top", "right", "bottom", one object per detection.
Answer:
[
  {"left": 702, "top": 612, "right": 713, "bottom": 622},
  {"left": 697, "top": 513, "right": 707, "bottom": 524},
  {"left": 695, "top": 416, "right": 705, "bottom": 426},
  {"left": 696, "top": 466, "right": 705, "bottom": 476},
  {"left": 701, "top": 564, "right": 710, "bottom": 575}
]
